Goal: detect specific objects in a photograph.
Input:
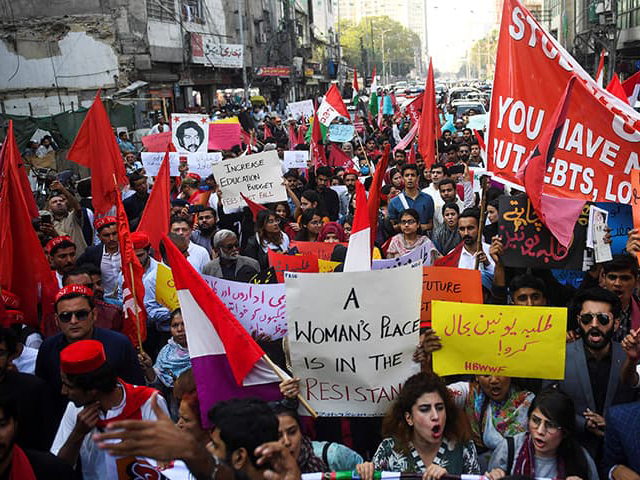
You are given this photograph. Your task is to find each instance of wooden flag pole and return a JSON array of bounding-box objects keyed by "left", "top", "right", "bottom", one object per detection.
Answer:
[
  {"left": 355, "top": 133, "right": 370, "bottom": 169},
  {"left": 474, "top": 179, "right": 488, "bottom": 270},
  {"left": 262, "top": 354, "right": 318, "bottom": 419}
]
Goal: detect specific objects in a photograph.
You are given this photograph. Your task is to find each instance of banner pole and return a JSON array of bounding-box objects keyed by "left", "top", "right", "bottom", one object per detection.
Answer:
[
  {"left": 474, "top": 180, "right": 488, "bottom": 270},
  {"left": 262, "top": 354, "right": 318, "bottom": 418}
]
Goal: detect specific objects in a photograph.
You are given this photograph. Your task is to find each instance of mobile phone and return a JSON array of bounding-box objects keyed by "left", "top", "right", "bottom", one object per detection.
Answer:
[
  {"left": 40, "top": 213, "right": 52, "bottom": 224},
  {"left": 188, "top": 205, "right": 206, "bottom": 214}
]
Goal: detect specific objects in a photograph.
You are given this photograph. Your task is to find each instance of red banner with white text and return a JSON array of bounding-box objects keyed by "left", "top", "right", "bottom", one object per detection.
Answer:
[{"left": 488, "top": 0, "right": 640, "bottom": 204}]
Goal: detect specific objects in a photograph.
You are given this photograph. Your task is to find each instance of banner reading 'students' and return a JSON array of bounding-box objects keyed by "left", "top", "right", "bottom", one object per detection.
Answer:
[{"left": 488, "top": 0, "right": 640, "bottom": 204}]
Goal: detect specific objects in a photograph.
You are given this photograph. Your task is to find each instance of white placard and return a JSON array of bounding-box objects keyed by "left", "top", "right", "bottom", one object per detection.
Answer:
[
  {"left": 140, "top": 152, "right": 222, "bottom": 177},
  {"left": 288, "top": 99, "right": 315, "bottom": 120},
  {"left": 588, "top": 205, "right": 613, "bottom": 263},
  {"left": 283, "top": 150, "right": 309, "bottom": 169},
  {"left": 285, "top": 263, "right": 423, "bottom": 416},
  {"left": 172, "top": 114, "right": 209, "bottom": 153},
  {"left": 140, "top": 152, "right": 181, "bottom": 176},
  {"left": 188, "top": 152, "right": 223, "bottom": 177},
  {"left": 211, "top": 150, "right": 287, "bottom": 210}
]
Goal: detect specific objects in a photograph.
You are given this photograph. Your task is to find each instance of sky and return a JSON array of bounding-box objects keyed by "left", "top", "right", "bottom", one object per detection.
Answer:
[{"left": 426, "top": 0, "right": 498, "bottom": 74}]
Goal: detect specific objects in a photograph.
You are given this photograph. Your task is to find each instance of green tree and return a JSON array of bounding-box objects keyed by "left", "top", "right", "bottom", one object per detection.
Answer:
[
  {"left": 339, "top": 16, "right": 421, "bottom": 81},
  {"left": 466, "top": 29, "right": 499, "bottom": 80}
]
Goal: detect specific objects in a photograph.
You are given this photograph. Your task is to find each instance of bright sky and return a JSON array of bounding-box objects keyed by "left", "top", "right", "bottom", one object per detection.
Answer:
[{"left": 427, "top": 0, "right": 498, "bottom": 74}]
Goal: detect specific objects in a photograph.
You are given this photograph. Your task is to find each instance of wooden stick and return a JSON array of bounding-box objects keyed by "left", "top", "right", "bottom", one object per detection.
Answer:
[
  {"left": 355, "top": 133, "right": 370, "bottom": 168},
  {"left": 262, "top": 354, "right": 318, "bottom": 419},
  {"left": 128, "top": 262, "right": 144, "bottom": 353},
  {"left": 474, "top": 180, "right": 488, "bottom": 270}
]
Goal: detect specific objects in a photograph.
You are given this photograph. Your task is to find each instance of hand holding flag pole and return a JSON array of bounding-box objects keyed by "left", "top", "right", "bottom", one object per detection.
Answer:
[{"left": 262, "top": 355, "right": 318, "bottom": 418}]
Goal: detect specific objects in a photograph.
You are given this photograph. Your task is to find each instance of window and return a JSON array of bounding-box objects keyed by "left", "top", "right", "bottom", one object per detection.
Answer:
[
  {"left": 182, "top": 0, "right": 204, "bottom": 23},
  {"left": 618, "top": 0, "right": 640, "bottom": 28},
  {"left": 147, "top": 0, "right": 177, "bottom": 22}
]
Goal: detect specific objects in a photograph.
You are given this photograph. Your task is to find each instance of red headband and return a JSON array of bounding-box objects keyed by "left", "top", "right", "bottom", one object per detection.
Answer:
[
  {"left": 94, "top": 216, "right": 117, "bottom": 231},
  {"left": 45, "top": 235, "right": 74, "bottom": 254},
  {"left": 55, "top": 284, "right": 94, "bottom": 304}
]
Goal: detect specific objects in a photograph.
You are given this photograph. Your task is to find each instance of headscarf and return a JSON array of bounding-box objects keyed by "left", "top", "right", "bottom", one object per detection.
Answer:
[
  {"left": 298, "top": 435, "right": 327, "bottom": 473},
  {"left": 154, "top": 338, "right": 192, "bottom": 387},
  {"left": 318, "top": 222, "right": 346, "bottom": 243}
]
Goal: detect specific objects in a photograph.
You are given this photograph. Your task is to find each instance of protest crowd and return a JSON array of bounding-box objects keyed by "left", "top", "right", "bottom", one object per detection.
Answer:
[{"left": 2, "top": 1, "right": 640, "bottom": 479}]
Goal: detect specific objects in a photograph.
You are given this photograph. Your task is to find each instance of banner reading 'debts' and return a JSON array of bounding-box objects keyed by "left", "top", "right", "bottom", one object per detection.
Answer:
[
  {"left": 211, "top": 150, "right": 287, "bottom": 210},
  {"left": 285, "top": 263, "right": 422, "bottom": 416},
  {"left": 488, "top": 0, "right": 640, "bottom": 204}
]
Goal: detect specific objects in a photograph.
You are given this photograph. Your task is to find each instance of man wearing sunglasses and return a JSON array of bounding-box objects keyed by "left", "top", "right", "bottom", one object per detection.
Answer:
[
  {"left": 203, "top": 229, "right": 260, "bottom": 282},
  {"left": 546, "top": 287, "right": 639, "bottom": 461},
  {"left": 36, "top": 285, "right": 144, "bottom": 426}
]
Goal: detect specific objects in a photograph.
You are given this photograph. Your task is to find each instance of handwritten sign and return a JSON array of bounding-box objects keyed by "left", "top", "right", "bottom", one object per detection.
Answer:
[
  {"left": 268, "top": 251, "right": 319, "bottom": 283},
  {"left": 631, "top": 169, "right": 640, "bottom": 265},
  {"left": 498, "top": 194, "right": 587, "bottom": 269},
  {"left": 285, "top": 263, "right": 423, "bottom": 416},
  {"left": 187, "top": 152, "right": 223, "bottom": 177},
  {"left": 421, "top": 267, "right": 483, "bottom": 328},
  {"left": 552, "top": 269, "right": 584, "bottom": 289},
  {"left": 288, "top": 99, "right": 314, "bottom": 120},
  {"left": 372, "top": 241, "right": 436, "bottom": 270},
  {"left": 595, "top": 202, "right": 632, "bottom": 256},
  {"left": 201, "top": 275, "right": 287, "bottom": 338},
  {"left": 141, "top": 152, "right": 181, "bottom": 177},
  {"left": 432, "top": 301, "right": 567, "bottom": 379},
  {"left": 211, "top": 151, "right": 287, "bottom": 210},
  {"left": 283, "top": 151, "right": 309, "bottom": 169},
  {"left": 289, "top": 241, "right": 348, "bottom": 261},
  {"left": 141, "top": 152, "right": 222, "bottom": 177},
  {"left": 172, "top": 114, "right": 209, "bottom": 153},
  {"left": 327, "top": 124, "right": 355, "bottom": 143}
]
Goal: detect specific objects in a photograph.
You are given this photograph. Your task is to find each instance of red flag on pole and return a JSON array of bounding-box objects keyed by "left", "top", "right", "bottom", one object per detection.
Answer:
[
  {"left": 596, "top": 50, "right": 605, "bottom": 87},
  {"left": 263, "top": 123, "right": 273, "bottom": 139},
  {"left": 367, "top": 144, "right": 390, "bottom": 249},
  {"left": 417, "top": 58, "right": 438, "bottom": 169},
  {"left": 407, "top": 144, "right": 417, "bottom": 164},
  {"left": 115, "top": 189, "right": 147, "bottom": 348},
  {"left": 621, "top": 70, "right": 640, "bottom": 103},
  {"left": 240, "top": 193, "right": 268, "bottom": 220},
  {"left": 353, "top": 68, "right": 360, "bottom": 94},
  {"left": 137, "top": 146, "right": 171, "bottom": 257},
  {"left": 329, "top": 145, "right": 353, "bottom": 168},
  {"left": 606, "top": 74, "right": 630, "bottom": 105},
  {"left": 288, "top": 123, "right": 298, "bottom": 149},
  {"left": 67, "top": 92, "right": 128, "bottom": 214},
  {"left": 310, "top": 111, "right": 327, "bottom": 167}
]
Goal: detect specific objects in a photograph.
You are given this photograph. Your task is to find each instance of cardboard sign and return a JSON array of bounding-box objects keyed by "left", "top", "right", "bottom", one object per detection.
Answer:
[
  {"left": 283, "top": 150, "right": 309, "bottom": 169},
  {"left": 498, "top": 194, "right": 587, "bottom": 269},
  {"left": 432, "top": 301, "right": 567, "bottom": 379},
  {"left": 372, "top": 241, "right": 436, "bottom": 270},
  {"left": 141, "top": 152, "right": 222, "bottom": 177},
  {"left": 466, "top": 113, "right": 488, "bottom": 131},
  {"left": 172, "top": 114, "right": 209, "bottom": 153},
  {"left": 288, "top": 99, "right": 315, "bottom": 120},
  {"left": 421, "top": 267, "right": 483, "bottom": 328},
  {"left": 209, "top": 121, "right": 242, "bottom": 151},
  {"left": 328, "top": 124, "right": 355, "bottom": 143},
  {"left": 290, "top": 241, "right": 348, "bottom": 261},
  {"left": 268, "top": 250, "right": 319, "bottom": 283},
  {"left": 211, "top": 150, "right": 287, "bottom": 210},
  {"left": 285, "top": 263, "right": 423, "bottom": 416},
  {"left": 187, "top": 152, "right": 223, "bottom": 177}
]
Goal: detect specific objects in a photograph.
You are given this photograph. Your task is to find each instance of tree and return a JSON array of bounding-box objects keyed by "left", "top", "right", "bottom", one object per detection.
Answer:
[
  {"left": 339, "top": 16, "right": 421, "bottom": 82},
  {"left": 466, "top": 29, "right": 499, "bottom": 80}
]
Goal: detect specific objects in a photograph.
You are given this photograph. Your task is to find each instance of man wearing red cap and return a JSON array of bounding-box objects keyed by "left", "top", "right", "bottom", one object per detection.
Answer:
[
  {"left": 76, "top": 217, "right": 121, "bottom": 298},
  {"left": 36, "top": 285, "right": 145, "bottom": 425},
  {"left": 46, "top": 235, "right": 77, "bottom": 288},
  {"left": 51, "top": 339, "right": 166, "bottom": 479},
  {"left": 180, "top": 173, "right": 205, "bottom": 205}
]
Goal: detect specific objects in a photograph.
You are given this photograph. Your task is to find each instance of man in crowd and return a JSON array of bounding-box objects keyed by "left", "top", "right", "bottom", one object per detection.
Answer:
[
  {"left": 203, "top": 230, "right": 260, "bottom": 282},
  {"left": 51, "top": 339, "right": 165, "bottom": 479},
  {"left": 315, "top": 166, "right": 340, "bottom": 221},
  {"left": 469, "top": 142, "right": 484, "bottom": 167},
  {"left": 456, "top": 143, "right": 471, "bottom": 164},
  {"left": 339, "top": 169, "right": 359, "bottom": 218},
  {"left": 123, "top": 172, "right": 149, "bottom": 229},
  {"left": 46, "top": 235, "right": 77, "bottom": 288},
  {"left": 46, "top": 180, "right": 87, "bottom": 256},
  {"left": 422, "top": 163, "right": 448, "bottom": 213},
  {"left": 36, "top": 285, "right": 144, "bottom": 423},
  {"left": 388, "top": 164, "right": 434, "bottom": 233},
  {"left": 190, "top": 207, "right": 218, "bottom": 256},
  {"left": 599, "top": 255, "right": 640, "bottom": 341},
  {"left": 76, "top": 216, "right": 121, "bottom": 299},
  {"left": 456, "top": 207, "right": 494, "bottom": 277},
  {"left": 169, "top": 216, "right": 210, "bottom": 273},
  {"left": 181, "top": 173, "right": 206, "bottom": 205}
]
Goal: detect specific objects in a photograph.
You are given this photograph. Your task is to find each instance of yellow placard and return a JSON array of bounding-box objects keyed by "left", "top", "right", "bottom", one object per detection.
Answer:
[
  {"left": 212, "top": 117, "right": 240, "bottom": 124},
  {"left": 155, "top": 263, "right": 180, "bottom": 310},
  {"left": 432, "top": 301, "right": 567, "bottom": 380},
  {"left": 318, "top": 259, "right": 340, "bottom": 273}
]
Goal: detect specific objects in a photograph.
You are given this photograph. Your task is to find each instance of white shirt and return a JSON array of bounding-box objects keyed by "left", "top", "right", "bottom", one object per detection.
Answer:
[
  {"left": 187, "top": 241, "right": 211, "bottom": 273},
  {"left": 55, "top": 271, "right": 63, "bottom": 289},
  {"left": 458, "top": 241, "right": 495, "bottom": 276},
  {"left": 51, "top": 383, "right": 168, "bottom": 480},
  {"left": 101, "top": 246, "right": 121, "bottom": 297},
  {"left": 13, "top": 345, "right": 38, "bottom": 374}
]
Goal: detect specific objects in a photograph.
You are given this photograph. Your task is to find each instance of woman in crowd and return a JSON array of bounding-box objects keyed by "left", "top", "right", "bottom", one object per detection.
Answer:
[
  {"left": 357, "top": 372, "right": 480, "bottom": 479},
  {"left": 244, "top": 209, "right": 290, "bottom": 270},
  {"left": 486, "top": 388, "right": 598, "bottom": 480},
  {"left": 273, "top": 201, "right": 298, "bottom": 240},
  {"left": 318, "top": 222, "right": 346, "bottom": 243},
  {"left": 433, "top": 203, "right": 462, "bottom": 255},
  {"left": 483, "top": 199, "right": 500, "bottom": 244},
  {"left": 390, "top": 168, "right": 404, "bottom": 191},
  {"left": 342, "top": 214, "right": 354, "bottom": 240},
  {"left": 386, "top": 208, "right": 436, "bottom": 259},
  {"left": 295, "top": 208, "right": 323, "bottom": 242}
]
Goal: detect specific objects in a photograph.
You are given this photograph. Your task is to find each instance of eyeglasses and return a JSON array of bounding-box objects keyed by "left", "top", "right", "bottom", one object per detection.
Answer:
[
  {"left": 400, "top": 219, "right": 417, "bottom": 225},
  {"left": 530, "top": 414, "right": 561, "bottom": 434},
  {"left": 578, "top": 312, "right": 611, "bottom": 326},
  {"left": 220, "top": 242, "right": 239, "bottom": 251},
  {"left": 57, "top": 309, "right": 92, "bottom": 323}
]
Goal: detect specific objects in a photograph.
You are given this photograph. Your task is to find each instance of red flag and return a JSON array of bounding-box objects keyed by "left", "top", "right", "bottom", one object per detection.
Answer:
[
  {"left": 137, "top": 147, "right": 171, "bottom": 257},
  {"left": 367, "top": 144, "right": 390, "bottom": 249},
  {"left": 517, "top": 76, "right": 584, "bottom": 247},
  {"left": 0, "top": 123, "right": 57, "bottom": 327},
  {"left": 310, "top": 111, "right": 327, "bottom": 167},
  {"left": 1, "top": 121, "right": 38, "bottom": 219},
  {"left": 407, "top": 144, "right": 417, "bottom": 164},
  {"left": 115, "top": 189, "right": 147, "bottom": 348},
  {"left": 606, "top": 74, "right": 630, "bottom": 105},
  {"left": 240, "top": 193, "right": 268, "bottom": 220},
  {"left": 434, "top": 243, "right": 464, "bottom": 267},
  {"left": 596, "top": 50, "right": 605, "bottom": 87},
  {"left": 417, "top": 59, "right": 438, "bottom": 169},
  {"left": 405, "top": 93, "right": 424, "bottom": 125},
  {"left": 67, "top": 92, "right": 128, "bottom": 214},
  {"left": 288, "top": 123, "right": 298, "bottom": 149},
  {"left": 329, "top": 145, "right": 353, "bottom": 168},
  {"left": 297, "top": 124, "right": 307, "bottom": 146},
  {"left": 353, "top": 67, "right": 360, "bottom": 93},
  {"left": 263, "top": 123, "right": 273, "bottom": 139},
  {"left": 391, "top": 93, "right": 399, "bottom": 113},
  {"left": 317, "top": 84, "right": 350, "bottom": 127},
  {"left": 621, "top": 70, "right": 640, "bottom": 102}
]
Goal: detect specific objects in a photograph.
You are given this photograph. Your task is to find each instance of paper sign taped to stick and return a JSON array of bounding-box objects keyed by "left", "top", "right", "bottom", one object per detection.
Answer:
[
  {"left": 285, "top": 263, "right": 423, "bottom": 416},
  {"left": 211, "top": 150, "right": 287, "bottom": 210},
  {"left": 290, "top": 241, "right": 348, "bottom": 261},
  {"left": 283, "top": 151, "right": 309, "bottom": 169},
  {"left": 328, "top": 124, "right": 355, "bottom": 143},
  {"left": 268, "top": 251, "right": 319, "bottom": 283},
  {"left": 172, "top": 114, "right": 209, "bottom": 153},
  {"left": 432, "top": 301, "right": 567, "bottom": 379},
  {"left": 421, "top": 267, "right": 483, "bottom": 328}
]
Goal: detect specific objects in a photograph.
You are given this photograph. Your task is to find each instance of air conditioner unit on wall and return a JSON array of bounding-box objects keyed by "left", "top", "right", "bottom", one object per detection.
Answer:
[{"left": 257, "top": 33, "right": 268, "bottom": 43}]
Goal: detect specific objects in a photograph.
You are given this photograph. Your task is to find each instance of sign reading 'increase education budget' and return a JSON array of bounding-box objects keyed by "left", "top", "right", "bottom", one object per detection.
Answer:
[
  {"left": 432, "top": 301, "right": 567, "bottom": 379},
  {"left": 285, "top": 263, "right": 423, "bottom": 416}
]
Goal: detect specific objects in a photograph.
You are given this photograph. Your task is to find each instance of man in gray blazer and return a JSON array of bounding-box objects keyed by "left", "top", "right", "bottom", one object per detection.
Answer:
[
  {"left": 547, "top": 287, "right": 639, "bottom": 461},
  {"left": 203, "top": 229, "right": 260, "bottom": 282}
]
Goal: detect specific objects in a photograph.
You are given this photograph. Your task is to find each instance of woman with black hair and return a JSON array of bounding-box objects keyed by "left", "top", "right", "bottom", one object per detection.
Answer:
[
  {"left": 243, "top": 209, "right": 290, "bottom": 270},
  {"left": 295, "top": 208, "right": 323, "bottom": 242},
  {"left": 486, "top": 388, "right": 598, "bottom": 480}
]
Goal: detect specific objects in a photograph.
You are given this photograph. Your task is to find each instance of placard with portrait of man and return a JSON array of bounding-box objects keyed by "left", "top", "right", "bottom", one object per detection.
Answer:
[{"left": 171, "top": 114, "right": 209, "bottom": 153}]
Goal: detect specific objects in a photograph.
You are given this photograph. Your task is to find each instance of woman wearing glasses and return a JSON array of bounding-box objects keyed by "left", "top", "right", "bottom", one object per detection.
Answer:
[
  {"left": 386, "top": 209, "right": 436, "bottom": 262},
  {"left": 485, "top": 388, "right": 598, "bottom": 480},
  {"left": 244, "top": 209, "right": 291, "bottom": 270}
]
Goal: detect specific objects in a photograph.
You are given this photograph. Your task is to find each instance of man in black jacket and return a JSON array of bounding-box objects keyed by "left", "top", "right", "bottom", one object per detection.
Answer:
[{"left": 314, "top": 166, "right": 340, "bottom": 221}]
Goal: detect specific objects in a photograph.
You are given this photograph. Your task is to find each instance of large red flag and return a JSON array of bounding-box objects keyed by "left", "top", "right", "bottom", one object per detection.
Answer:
[
  {"left": 67, "top": 92, "right": 128, "bottom": 214},
  {"left": 622, "top": 70, "right": 640, "bottom": 104},
  {"left": 606, "top": 74, "right": 630, "bottom": 105},
  {"left": 0, "top": 122, "right": 38, "bottom": 219},
  {"left": 137, "top": 147, "right": 171, "bottom": 257},
  {"left": 417, "top": 59, "right": 438, "bottom": 168},
  {"left": 115, "top": 189, "right": 147, "bottom": 348},
  {"left": 0, "top": 123, "right": 57, "bottom": 327},
  {"left": 329, "top": 145, "right": 353, "bottom": 167},
  {"left": 310, "top": 111, "right": 327, "bottom": 167},
  {"left": 405, "top": 93, "right": 424, "bottom": 125},
  {"left": 367, "top": 144, "right": 390, "bottom": 248}
]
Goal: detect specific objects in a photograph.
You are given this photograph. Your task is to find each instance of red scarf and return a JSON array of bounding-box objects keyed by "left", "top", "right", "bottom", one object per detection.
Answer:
[
  {"left": 434, "top": 242, "right": 464, "bottom": 267},
  {"left": 96, "top": 380, "right": 157, "bottom": 429},
  {"left": 513, "top": 433, "right": 565, "bottom": 479},
  {"left": 9, "top": 445, "right": 36, "bottom": 480}
]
